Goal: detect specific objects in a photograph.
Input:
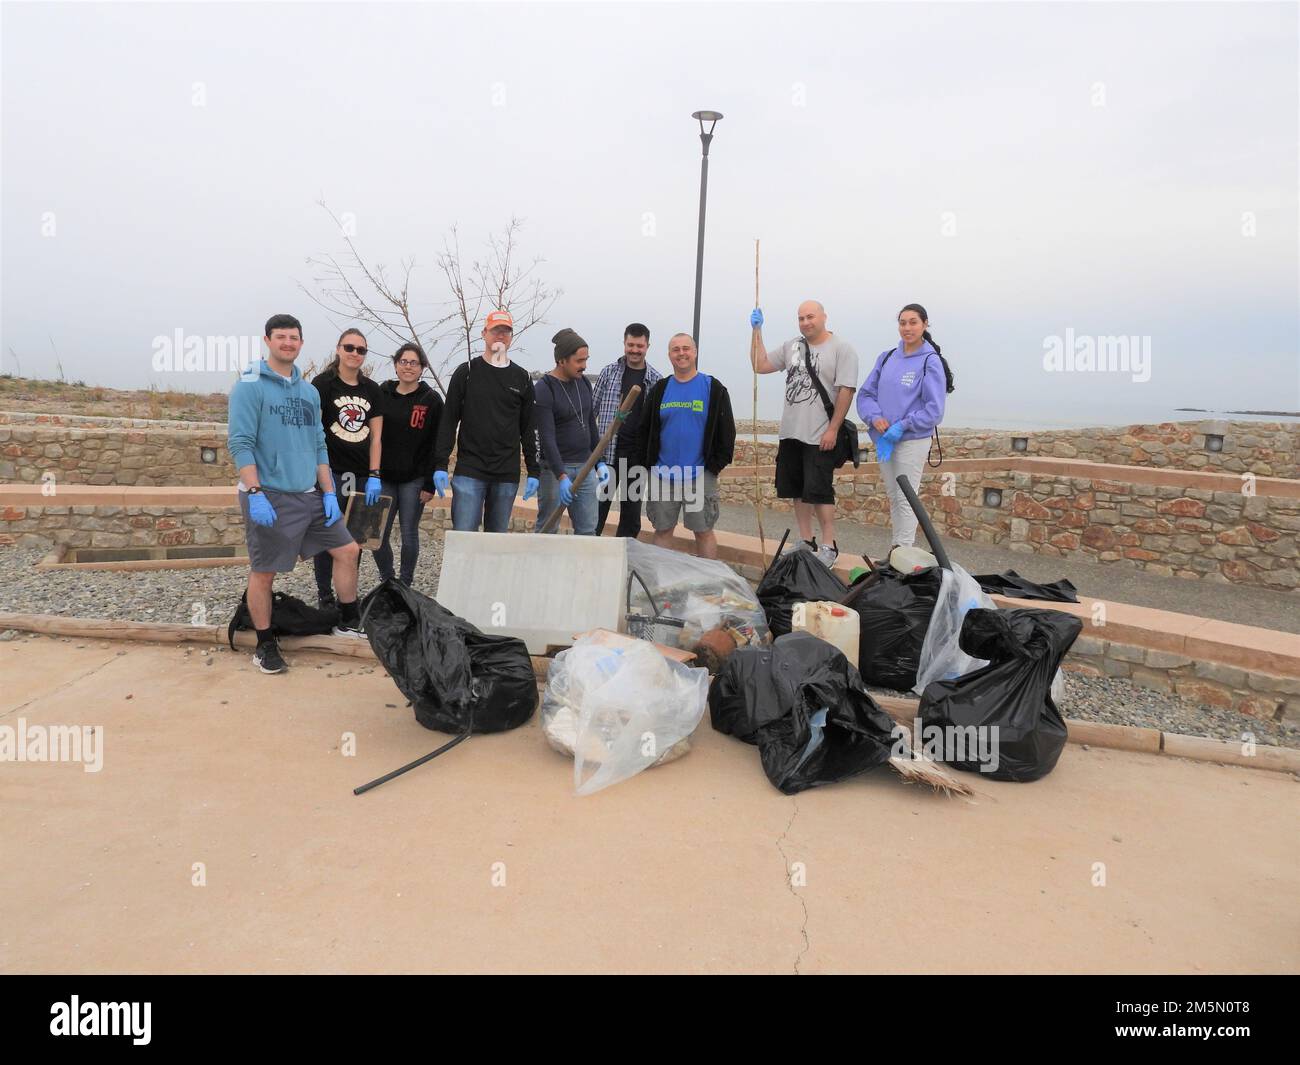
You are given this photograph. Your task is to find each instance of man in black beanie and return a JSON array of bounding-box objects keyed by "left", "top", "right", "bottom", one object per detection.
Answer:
[{"left": 533, "top": 328, "right": 610, "bottom": 534}]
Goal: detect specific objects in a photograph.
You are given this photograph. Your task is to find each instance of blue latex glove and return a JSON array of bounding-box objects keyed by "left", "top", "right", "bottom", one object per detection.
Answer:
[
  {"left": 322, "top": 492, "right": 342, "bottom": 527},
  {"left": 522, "top": 476, "right": 539, "bottom": 501},
  {"left": 559, "top": 476, "right": 574, "bottom": 507},
  {"left": 876, "top": 423, "right": 906, "bottom": 464},
  {"left": 432, "top": 470, "right": 449, "bottom": 497},
  {"left": 364, "top": 476, "right": 382, "bottom": 505},
  {"left": 247, "top": 491, "right": 277, "bottom": 527},
  {"left": 596, "top": 462, "right": 611, "bottom": 485},
  {"left": 750, "top": 308, "right": 763, "bottom": 329}
]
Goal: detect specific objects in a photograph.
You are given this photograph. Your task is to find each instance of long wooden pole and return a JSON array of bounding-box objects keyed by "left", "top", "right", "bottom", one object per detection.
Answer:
[
  {"left": 751, "top": 239, "right": 767, "bottom": 566},
  {"left": 539, "top": 384, "right": 642, "bottom": 534}
]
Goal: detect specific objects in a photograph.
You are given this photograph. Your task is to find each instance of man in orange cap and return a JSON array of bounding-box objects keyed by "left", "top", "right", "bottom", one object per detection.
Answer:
[{"left": 431, "top": 310, "right": 542, "bottom": 531}]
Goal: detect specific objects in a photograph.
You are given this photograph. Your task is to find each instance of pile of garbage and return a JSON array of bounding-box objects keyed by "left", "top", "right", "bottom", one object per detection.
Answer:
[{"left": 356, "top": 498, "right": 1082, "bottom": 795}]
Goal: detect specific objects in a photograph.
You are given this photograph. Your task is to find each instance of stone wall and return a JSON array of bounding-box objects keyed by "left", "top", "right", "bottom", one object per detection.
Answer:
[
  {"left": 1062, "top": 637, "right": 1299, "bottom": 724},
  {"left": 719, "top": 464, "right": 1300, "bottom": 591},
  {"left": 0, "top": 421, "right": 231, "bottom": 487},
  {"left": 734, "top": 420, "right": 1300, "bottom": 477}
]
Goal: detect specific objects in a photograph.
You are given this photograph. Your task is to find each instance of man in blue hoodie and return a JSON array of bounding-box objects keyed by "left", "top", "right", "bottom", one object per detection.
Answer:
[{"left": 227, "top": 314, "right": 362, "bottom": 674}]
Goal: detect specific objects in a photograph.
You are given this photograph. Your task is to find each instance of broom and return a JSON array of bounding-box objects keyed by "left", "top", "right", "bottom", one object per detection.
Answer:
[
  {"left": 751, "top": 239, "right": 767, "bottom": 567},
  {"left": 888, "top": 752, "right": 973, "bottom": 797}
]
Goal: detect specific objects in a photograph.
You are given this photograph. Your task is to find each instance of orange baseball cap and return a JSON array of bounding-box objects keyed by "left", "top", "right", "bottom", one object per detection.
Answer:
[{"left": 485, "top": 310, "right": 514, "bottom": 330}]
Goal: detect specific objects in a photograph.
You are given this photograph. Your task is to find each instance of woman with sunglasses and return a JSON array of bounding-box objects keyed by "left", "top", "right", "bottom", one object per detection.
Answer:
[
  {"left": 311, "top": 327, "right": 386, "bottom": 620},
  {"left": 374, "top": 342, "right": 443, "bottom": 585}
]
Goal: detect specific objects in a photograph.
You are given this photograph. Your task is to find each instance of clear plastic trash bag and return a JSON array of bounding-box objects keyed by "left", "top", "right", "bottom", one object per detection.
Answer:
[
  {"left": 541, "top": 636, "right": 710, "bottom": 795},
  {"left": 626, "top": 539, "right": 769, "bottom": 648},
  {"left": 912, "top": 563, "right": 997, "bottom": 694}
]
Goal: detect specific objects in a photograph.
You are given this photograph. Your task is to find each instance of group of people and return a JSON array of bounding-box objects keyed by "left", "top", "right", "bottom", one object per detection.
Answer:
[{"left": 226, "top": 302, "right": 948, "bottom": 674}]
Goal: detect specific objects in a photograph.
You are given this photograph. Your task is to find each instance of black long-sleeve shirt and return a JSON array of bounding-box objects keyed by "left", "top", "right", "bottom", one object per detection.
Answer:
[
  {"left": 433, "top": 357, "right": 540, "bottom": 483},
  {"left": 533, "top": 373, "right": 600, "bottom": 478}
]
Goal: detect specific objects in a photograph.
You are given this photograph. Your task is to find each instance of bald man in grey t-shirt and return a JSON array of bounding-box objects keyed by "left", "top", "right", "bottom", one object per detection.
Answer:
[{"left": 750, "top": 299, "right": 858, "bottom": 566}]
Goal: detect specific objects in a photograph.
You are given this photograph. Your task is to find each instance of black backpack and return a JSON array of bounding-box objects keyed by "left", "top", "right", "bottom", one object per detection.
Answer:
[
  {"left": 227, "top": 591, "right": 340, "bottom": 648},
  {"left": 878, "top": 347, "right": 954, "bottom": 467}
]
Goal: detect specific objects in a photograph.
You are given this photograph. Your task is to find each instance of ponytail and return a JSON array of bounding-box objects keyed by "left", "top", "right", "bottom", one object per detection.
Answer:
[{"left": 922, "top": 329, "right": 942, "bottom": 355}]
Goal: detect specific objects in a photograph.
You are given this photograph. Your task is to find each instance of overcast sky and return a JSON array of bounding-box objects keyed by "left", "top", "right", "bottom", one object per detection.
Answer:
[{"left": 2, "top": 1, "right": 1296, "bottom": 426}]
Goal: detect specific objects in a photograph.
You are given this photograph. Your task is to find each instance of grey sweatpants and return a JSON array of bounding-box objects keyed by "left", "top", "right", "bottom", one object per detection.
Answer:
[{"left": 879, "top": 436, "right": 932, "bottom": 547}]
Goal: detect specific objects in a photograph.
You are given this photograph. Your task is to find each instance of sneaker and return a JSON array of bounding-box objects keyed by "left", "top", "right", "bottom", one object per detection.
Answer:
[
  {"left": 318, "top": 593, "right": 336, "bottom": 611},
  {"left": 253, "top": 640, "right": 287, "bottom": 674},
  {"left": 785, "top": 537, "right": 818, "bottom": 555},
  {"left": 332, "top": 621, "right": 366, "bottom": 639},
  {"left": 816, "top": 541, "right": 839, "bottom": 567}
]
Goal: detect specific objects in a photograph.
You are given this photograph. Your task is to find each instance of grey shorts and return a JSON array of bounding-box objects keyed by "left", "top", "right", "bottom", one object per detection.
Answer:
[
  {"left": 239, "top": 489, "right": 355, "bottom": 573},
  {"left": 644, "top": 470, "right": 720, "bottom": 534}
]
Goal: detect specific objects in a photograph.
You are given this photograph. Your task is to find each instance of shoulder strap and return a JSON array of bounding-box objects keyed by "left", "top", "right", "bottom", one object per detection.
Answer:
[{"left": 802, "top": 340, "right": 837, "bottom": 419}]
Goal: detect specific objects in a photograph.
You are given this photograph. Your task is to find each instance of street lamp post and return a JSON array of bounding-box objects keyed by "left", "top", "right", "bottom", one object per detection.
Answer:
[{"left": 690, "top": 110, "right": 723, "bottom": 354}]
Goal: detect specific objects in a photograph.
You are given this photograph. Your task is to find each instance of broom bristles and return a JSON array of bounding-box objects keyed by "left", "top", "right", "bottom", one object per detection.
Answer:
[{"left": 889, "top": 754, "right": 974, "bottom": 797}]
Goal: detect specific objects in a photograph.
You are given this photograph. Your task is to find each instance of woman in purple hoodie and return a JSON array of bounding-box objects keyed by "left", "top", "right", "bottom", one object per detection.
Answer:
[{"left": 856, "top": 304, "right": 948, "bottom": 552}]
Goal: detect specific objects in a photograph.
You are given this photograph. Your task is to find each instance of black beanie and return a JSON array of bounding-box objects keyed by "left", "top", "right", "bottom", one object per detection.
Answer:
[{"left": 551, "top": 328, "right": 588, "bottom": 363}]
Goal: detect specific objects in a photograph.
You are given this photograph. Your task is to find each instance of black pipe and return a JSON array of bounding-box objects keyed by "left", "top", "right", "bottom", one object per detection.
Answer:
[
  {"left": 761, "top": 529, "right": 791, "bottom": 580},
  {"left": 895, "top": 475, "right": 952, "bottom": 571}
]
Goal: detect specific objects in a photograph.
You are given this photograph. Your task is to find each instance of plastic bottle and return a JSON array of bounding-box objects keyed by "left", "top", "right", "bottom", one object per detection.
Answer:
[
  {"left": 792, "top": 601, "right": 861, "bottom": 662},
  {"left": 888, "top": 545, "right": 938, "bottom": 574}
]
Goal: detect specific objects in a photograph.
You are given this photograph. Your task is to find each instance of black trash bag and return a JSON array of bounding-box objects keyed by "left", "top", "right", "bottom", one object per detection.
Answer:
[
  {"left": 756, "top": 552, "right": 848, "bottom": 637},
  {"left": 710, "top": 632, "right": 898, "bottom": 794},
  {"left": 973, "top": 570, "right": 1079, "bottom": 603},
  {"left": 361, "top": 578, "right": 536, "bottom": 735},
  {"left": 840, "top": 565, "right": 943, "bottom": 691},
  {"left": 917, "top": 607, "right": 1081, "bottom": 782},
  {"left": 227, "top": 590, "right": 339, "bottom": 649}
]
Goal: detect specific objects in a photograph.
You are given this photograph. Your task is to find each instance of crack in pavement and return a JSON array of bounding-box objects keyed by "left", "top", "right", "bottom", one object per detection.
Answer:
[
  {"left": 775, "top": 798, "right": 810, "bottom": 975},
  {"left": 1, "top": 656, "right": 119, "bottom": 720}
]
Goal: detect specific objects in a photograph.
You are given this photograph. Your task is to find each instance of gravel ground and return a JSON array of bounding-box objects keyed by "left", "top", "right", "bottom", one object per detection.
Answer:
[
  {"left": 2, "top": 538, "right": 1296, "bottom": 750},
  {"left": 0, "top": 537, "right": 444, "bottom": 629}
]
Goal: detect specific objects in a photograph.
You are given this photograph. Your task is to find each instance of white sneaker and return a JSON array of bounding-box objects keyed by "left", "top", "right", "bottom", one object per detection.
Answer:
[
  {"left": 785, "top": 538, "right": 817, "bottom": 555},
  {"left": 816, "top": 541, "right": 839, "bottom": 567}
]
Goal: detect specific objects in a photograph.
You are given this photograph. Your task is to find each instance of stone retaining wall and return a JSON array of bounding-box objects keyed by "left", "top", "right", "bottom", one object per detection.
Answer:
[
  {"left": 719, "top": 464, "right": 1300, "bottom": 591},
  {"left": 735, "top": 419, "right": 1300, "bottom": 477}
]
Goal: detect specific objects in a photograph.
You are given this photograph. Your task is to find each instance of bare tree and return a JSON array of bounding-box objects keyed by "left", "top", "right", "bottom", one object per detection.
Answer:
[{"left": 302, "top": 203, "right": 560, "bottom": 395}]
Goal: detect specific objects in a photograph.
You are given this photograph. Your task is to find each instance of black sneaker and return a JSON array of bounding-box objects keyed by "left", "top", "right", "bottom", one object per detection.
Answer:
[
  {"left": 253, "top": 640, "right": 287, "bottom": 674},
  {"left": 332, "top": 621, "right": 366, "bottom": 639},
  {"left": 318, "top": 593, "right": 336, "bottom": 611}
]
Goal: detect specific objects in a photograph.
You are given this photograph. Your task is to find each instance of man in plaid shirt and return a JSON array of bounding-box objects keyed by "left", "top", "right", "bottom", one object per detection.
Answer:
[{"left": 593, "top": 323, "right": 663, "bottom": 536}]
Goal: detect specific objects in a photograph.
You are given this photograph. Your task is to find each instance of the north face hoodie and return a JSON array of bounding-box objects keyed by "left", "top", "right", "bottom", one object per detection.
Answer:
[{"left": 227, "top": 359, "right": 330, "bottom": 492}]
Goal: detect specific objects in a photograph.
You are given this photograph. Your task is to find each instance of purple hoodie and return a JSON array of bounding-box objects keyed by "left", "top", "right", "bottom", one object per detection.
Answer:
[{"left": 856, "top": 341, "right": 946, "bottom": 444}]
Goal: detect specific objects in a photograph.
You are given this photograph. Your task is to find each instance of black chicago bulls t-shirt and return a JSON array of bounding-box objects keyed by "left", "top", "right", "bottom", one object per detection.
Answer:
[{"left": 312, "top": 371, "right": 388, "bottom": 481}]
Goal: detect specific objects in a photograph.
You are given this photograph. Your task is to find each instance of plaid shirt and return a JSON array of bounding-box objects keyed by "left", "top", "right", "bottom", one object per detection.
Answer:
[{"left": 593, "top": 356, "right": 663, "bottom": 464}]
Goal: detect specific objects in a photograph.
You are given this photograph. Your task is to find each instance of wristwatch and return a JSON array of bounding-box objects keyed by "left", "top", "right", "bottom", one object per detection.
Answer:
[
  {"left": 247, "top": 485, "right": 263, "bottom": 495},
  {"left": 368, "top": 469, "right": 381, "bottom": 477}
]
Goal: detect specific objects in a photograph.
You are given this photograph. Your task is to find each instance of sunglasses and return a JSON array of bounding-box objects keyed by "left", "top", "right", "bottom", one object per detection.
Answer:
[{"left": 341, "top": 343, "right": 368, "bottom": 356}]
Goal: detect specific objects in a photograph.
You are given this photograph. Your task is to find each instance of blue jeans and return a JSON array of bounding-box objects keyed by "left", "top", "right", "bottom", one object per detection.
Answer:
[
  {"left": 535, "top": 463, "right": 598, "bottom": 535},
  {"left": 373, "top": 477, "right": 427, "bottom": 585},
  {"left": 451, "top": 475, "right": 518, "bottom": 533}
]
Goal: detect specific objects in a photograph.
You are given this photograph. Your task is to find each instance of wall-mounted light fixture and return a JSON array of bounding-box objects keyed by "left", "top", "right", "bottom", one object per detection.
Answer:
[
  {"left": 983, "top": 487, "right": 1003, "bottom": 508},
  {"left": 1011, "top": 437, "right": 1029, "bottom": 452},
  {"left": 200, "top": 447, "right": 218, "bottom": 464},
  {"left": 1205, "top": 434, "right": 1224, "bottom": 453}
]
